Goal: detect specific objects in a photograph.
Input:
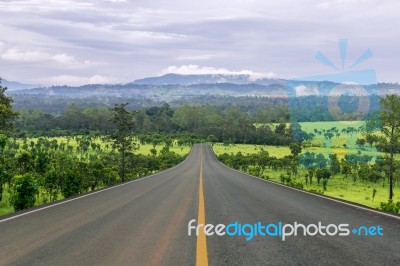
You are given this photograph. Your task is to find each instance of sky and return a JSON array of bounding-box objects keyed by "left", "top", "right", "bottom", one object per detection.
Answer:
[{"left": 0, "top": 0, "right": 399, "bottom": 86}]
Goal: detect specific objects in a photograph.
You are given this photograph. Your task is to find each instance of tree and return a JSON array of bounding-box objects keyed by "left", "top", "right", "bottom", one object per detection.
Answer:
[
  {"left": 61, "top": 170, "right": 82, "bottom": 198},
  {"left": 307, "top": 169, "right": 315, "bottom": 185},
  {"left": 356, "top": 138, "right": 366, "bottom": 149},
  {"left": 0, "top": 79, "right": 19, "bottom": 134},
  {"left": 316, "top": 168, "right": 331, "bottom": 187},
  {"left": 341, "top": 159, "right": 351, "bottom": 179},
  {"left": 380, "top": 94, "right": 400, "bottom": 200},
  {"left": 315, "top": 154, "right": 327, "bottom": 168},
  {"left": 0, "top": 134, "right": 8, "bottom": 202},
  {"left": 329, "top": 154, "right": 341, "bottom": 175},
  {"left": 289, "top": 142, "right": 302, "bottom": 157},
  {"left": 11, "top": 173, "right": 38, "bottom": 211},
  {"left": 110, "top": 103, "right": 136, "bottom": 182},
  {"left": 289, "top": 142, "right": 302, "bottom": 176}
]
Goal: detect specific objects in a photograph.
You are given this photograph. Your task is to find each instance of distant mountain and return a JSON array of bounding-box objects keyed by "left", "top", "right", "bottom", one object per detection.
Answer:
[
  {"left": 1, "top": 79, "right": 39, "bottom": 91},
  {"left": 5, "top": 73, "right": 400, "bottom": 100},
  {"left": 133, "top": 73, "right": 285, "bottom": 86},
  {"left": 9, "top": 83, "right": 287, "bottom": 99}
]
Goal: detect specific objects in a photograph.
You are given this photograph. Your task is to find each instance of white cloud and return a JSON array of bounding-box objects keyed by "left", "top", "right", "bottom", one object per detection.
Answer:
[
  {"left": 294, "top": 85, "right": 319, "bottom": 96},
  {"left": 161, "top": 65, "right": 277, "bottom": 80},
  {"left": 51, "top": 53, "right": 78, "bottom": 64},
  {"left": 0, "top": 0, "right": 93, "bottom": 12},
  {"left": 1, "top": 49, "right": 49, "bottom": 62},
  {"left": 176, "top": 54, "right": 217, "bottom": 61},
  {"left": 41, "top": 74, "right": 114, "bottom": 86},
  {"left": 1, "top": 48, "right": 91, "bottom": 68}
]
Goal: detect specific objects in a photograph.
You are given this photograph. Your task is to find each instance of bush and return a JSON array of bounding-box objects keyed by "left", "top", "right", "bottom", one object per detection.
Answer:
[
  {"left": 380, "top": 200, "right": 400, "bottom": 214},
  {"left": 10, "top": 173, "right": 38, "bottom": 211},
  {"left": 61, "top": 171, "right": 82, "bottom": 198},
  {"left": 288, "top": 181, "right": 304, "bottom": 189}
]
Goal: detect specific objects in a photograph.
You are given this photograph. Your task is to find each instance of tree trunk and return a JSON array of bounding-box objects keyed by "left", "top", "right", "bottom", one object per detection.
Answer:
[
  {"left": 389, "top": 126, "right": 394, "bottom": 200},
  {"left": 121, "top": 142, "right": 126, "bottom": 183}
]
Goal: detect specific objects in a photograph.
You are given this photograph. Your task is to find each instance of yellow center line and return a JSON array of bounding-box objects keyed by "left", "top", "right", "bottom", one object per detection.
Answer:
[{"left": 196, "top": 146, "right": 208, "bottom": 266}]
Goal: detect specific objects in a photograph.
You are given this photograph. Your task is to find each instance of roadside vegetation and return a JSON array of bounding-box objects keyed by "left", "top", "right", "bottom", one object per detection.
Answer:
[
  {"left": 0, "top": 133, "right": 190, "bottom": 216},
  {"left": 1, "top": 78, "right": 400, "bottom": 215},
  {"left": 213, "top": 100, "right": 400, "bottom": 214},
  {"left": 213, "top": 142, "right": 400, "bottom": 210}
]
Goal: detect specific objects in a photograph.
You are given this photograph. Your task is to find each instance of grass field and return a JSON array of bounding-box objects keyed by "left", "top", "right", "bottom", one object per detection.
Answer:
[
  {"left": 16, "top": 137, "right": 191, "bottom": 156},
  {"left": 212, "top": 120, "right": 400, "bottom": 210},
  {"left": 1, "top": 137, "right": 190, "bottom": 216},
  {"left": 217, "top": 120, "right": 387, "bottom": 161},
  {"left": 260, "top": 168, "right": 400, "bottom": 209},
  {"left": 213, "top": 143, "right": 400, "bottom": 209},
  {"left": 212, "top": 143, "right": 291, "bottom": 158}
]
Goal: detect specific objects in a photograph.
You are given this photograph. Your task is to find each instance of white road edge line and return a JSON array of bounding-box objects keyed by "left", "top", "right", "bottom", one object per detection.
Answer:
[
  {"left": 208, "top": 144, "right": 400, "bottom": 221},
  {"left": 0, "top": 146, "right": 195, "bottom": 224}
]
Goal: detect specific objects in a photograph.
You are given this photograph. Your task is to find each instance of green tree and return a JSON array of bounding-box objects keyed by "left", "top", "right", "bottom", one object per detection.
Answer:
[
  {"left": 110, "top": 103, "right": 136, "bottom": 182},
  {"left": 329, "top": 154, "right": 341, "bottom": 175},
  {"left": 289, "top": 142, "right": 302, "bottom": 157},
  {"left": 43, "top": 168, "right": 61, "bottom": 202},
  {"left": 380, "top": 94, "right": 400, "bottom": 200},
  {"left": 0, "top": 134, "right": 8, "bottom": 201},
  {"left": 289, "top": 142, "right": 302, "bottom": 176},
  {"left": 17, "top": 150, "right": 34, "bottom": 174},
  {"left": 11, "top": 173, "right": 38, "bottom": 211},
  {"left": 366, "top": 134, "right": 379, "bottom": 148},
  {"left": 0, "top": 80, "right": 18, "bottom": 201},
  {"left": 61, "top": 170, "right": 82, "bottom": 198},
  {"left": 0, "top": 79, "right": 19, "bottom": 134},
  {"left": 316, "top": 168, "right": 331, "bottom": 186}
]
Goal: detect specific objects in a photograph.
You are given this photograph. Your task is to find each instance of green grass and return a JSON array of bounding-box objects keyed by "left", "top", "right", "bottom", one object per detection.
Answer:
[
  {"left": 217, "top": 120, "right": 389, "bottom": 161},
  {"left": 1, "top": 136, "right": 190, "bottom": 216},
  {"left": 213, "top": 119, "right": 400, "bottom": 210},
  {"left": 299, "top": 120, "right": 364, "bottom": 132},
  {"left": 212, "top": 143, "right": 290, "bottom": 158},
  {"left": 16, "top": 137, "right": 190, "bottom": 156},
  {"left": 0, "top": 185, "right": 13, "bottom": 216},
  {"left": 260, "top": 168, "right": 400, "bottom": 209}
]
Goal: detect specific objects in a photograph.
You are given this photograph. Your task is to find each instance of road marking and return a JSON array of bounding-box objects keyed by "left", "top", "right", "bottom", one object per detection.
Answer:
[
  {"left": 0, "top": 146, "right": 196, "bottom": 224},
  {"left": 196, "top": 147, "right": 209, "bottom": 266}
]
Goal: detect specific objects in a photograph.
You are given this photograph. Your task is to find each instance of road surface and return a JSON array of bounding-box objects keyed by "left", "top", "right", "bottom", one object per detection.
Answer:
[{"left": 0, "top": 144, "right": 399, "bottom": 265}]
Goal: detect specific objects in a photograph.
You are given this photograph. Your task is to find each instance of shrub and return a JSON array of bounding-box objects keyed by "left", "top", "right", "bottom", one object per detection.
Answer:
[
  {"left": 10, "top": 173, "right": 38, "bottom": 211},
  {"left": 288, "top": 181, "right": 304, "bottom": 189},
  {"left": 380, "top": 200, "right": 400, "bottom": 214}
]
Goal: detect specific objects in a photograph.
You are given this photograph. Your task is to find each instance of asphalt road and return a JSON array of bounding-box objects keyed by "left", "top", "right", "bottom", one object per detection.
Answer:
[{"left": 0, "top": 144, "right": 399, "bottom": 266}]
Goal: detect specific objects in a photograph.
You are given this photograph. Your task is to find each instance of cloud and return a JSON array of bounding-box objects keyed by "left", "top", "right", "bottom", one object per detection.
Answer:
[
  {"left": 1, "top": 48, "right": 91, "bottom": 68},
  {"left": 101, "top": 0, "right": 127, "bottom": 3},
  {"left": 51, "top": 53, "right": 83, "bottom": 65},
  {"left": 0, "top": 0, "right": 399, "bottom": 85},
  {"left": 41, "top": 74, "right": 114, "bottom": 86},
  {"left": 0, "top": 0, "right": 93, "bottom": 13},
  {"left": 1, "top": 49, "right": 49, "bottom": 62},
  {"left": 176, "top": 54, "right": 217, "bottom": 61},
  {"left": 294, "top": 85, "right": 319, "bottom": 96},
  {"left": 161, "top": 65, "right": 277, "bottom": 80}
]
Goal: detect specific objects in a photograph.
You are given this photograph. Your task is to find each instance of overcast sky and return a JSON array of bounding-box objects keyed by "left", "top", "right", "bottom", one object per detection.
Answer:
[{"left": 0, "top": 0, "right": 399, "bottom": 86}]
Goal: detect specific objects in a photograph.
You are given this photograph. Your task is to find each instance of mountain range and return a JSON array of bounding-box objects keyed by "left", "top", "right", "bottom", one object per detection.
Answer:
[{"left": 3, "top": 74, "right": 400, "bottom": 99}]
